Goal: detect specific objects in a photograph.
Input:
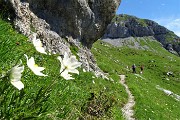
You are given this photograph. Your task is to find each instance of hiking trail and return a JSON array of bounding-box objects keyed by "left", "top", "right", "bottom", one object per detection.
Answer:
[{"left": 119, "top": 75, "right": 135, "bottom": 120}]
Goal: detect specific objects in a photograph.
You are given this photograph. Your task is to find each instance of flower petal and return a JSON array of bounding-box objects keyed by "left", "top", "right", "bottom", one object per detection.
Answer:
[
  {"left": 61, "top": 71, "right": 74, "bottom": 80},
  {"left": 63, "top": 52, "right": 69, "bottom": 62},
  {"left": 15, "top": 65, "right": 24, "bottom": 73},
  {"left": 67, "top": 68, "right": 79, "bottom": 74},
  {"left": 70, "top": 62, "right": 82, "bottom": 69},
  {"left": 57, "top": 56, "right": 65, "bottom": 73},
  {"left": 10, "top": 62, "right": 24, "bottom": 90},
  {"left": 11, "top": 71, "right": 22, "bottom": 80},
  {"left": 25, "top": 54, "right": 47, "bottom": 76},
  {"left": 24, "top": 54, "right": 29, "bottom": 62},
  {"left": 10, "top": 65, "right": 24, "bottom": 80},
  {"left": 34, "top": 66, "right": 45, "bottom": 71},
  {"left": 32, "top": 34, "right": 47, "bottom": 54},
  {"left": 11, "top": 79, "right": 24, "bottom": 90},
  {"left": 28, "top": 57, "right": 35, "bottom": 68},
  {"left": 35, "top": 46, "right": 47, "bottom": 54},
  {"left": 33, "top": 71, "right": 48, "bottom": 76},
  {"left": 57, "top": 56, "right": 62, "bottom": 63}
]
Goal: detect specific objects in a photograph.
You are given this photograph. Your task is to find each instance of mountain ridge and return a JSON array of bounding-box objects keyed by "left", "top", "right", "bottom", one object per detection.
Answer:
[{"left": 102, "top": 14, "right": 180, "bottom": 56}]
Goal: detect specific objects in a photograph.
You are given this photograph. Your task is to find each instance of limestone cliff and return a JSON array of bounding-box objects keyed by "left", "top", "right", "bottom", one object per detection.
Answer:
[
  {"left": 103, "top": 14, "right": 180, "bottom": 55},
  {"left": 4, "top": 0, "right": 121, "bottom": 77},
  {"left": 23, "top": 0, "right": 121, "bottom": 48}
]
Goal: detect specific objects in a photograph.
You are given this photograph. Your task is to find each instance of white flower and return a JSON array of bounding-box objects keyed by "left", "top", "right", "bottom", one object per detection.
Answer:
[
  {"left": 92, "top": 80, "right": 95, "bottom": 84},
  {"left": 57, "top": 52, "right": 82, "bottom": 80},
  {"left": 24, "top": 54, "right": 48, "bottom": 76},
  {"left": 83, "top": 68, "right": 86, "bottom": 72},
  {"left": 32, "top": 33, "right": 47, "bottom": 54},
  {"left": 10, "top": 62, "right": 24, "bottom": 90},
  {"left": 60, "top": 71, "right": 74, "bottom": 80},
  {"left": 92, "top": 76, "right": 95, "bottom": 79}
]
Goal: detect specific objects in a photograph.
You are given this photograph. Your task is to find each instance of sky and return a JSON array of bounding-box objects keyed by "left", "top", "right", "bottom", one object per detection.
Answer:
[{"left": 116, "top": 0, "right": 180, "bottom": 36}]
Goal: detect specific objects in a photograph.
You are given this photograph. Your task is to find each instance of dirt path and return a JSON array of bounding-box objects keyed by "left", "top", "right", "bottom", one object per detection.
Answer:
[{"left": 119, "top": 75, "right": 135, "bottom": 120}]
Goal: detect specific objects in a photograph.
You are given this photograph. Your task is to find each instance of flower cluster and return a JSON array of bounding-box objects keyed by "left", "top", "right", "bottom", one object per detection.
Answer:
[{"left": 8, "top": 33, "right": 81, "bottom": 90}]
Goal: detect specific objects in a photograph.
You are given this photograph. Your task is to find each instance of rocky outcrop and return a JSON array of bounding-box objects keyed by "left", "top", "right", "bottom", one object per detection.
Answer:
[
  {"left": 16, "top": 0, "right": 120, "bottom": 48},
  {"left": 7, "top": 0, "right": 121, "bottom": 77},
  {"left": 103, "top": 14, "right": 180, "bottom": 55}
]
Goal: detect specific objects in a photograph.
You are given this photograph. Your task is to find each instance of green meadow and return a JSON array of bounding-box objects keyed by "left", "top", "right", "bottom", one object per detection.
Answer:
[
  {"left": 92, "top": 39, "right": 180, "bottom": 119},
  {"left": 0, "top": 19, "right": 126, "bottom": 119},
  {"left": 0, "top": 17, "right": 180, "bottom": 120}
]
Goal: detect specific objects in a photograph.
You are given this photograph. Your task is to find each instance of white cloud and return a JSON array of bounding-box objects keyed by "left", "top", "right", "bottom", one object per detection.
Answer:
[
  {"left": 154, "top": 17, "right": 180, "bottom": 37},
  {"left": 175, "top": 31, "right": 180, "bottom": 37},
  {"left": 166, "top": 19, "right": 180, "bottom": 28}
]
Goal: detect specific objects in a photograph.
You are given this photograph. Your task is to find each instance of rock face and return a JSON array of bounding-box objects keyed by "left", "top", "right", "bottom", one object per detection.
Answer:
[
  {"left": 103, "top": 14, "right": 180, "bottom": 55},
  {"left": 20, "top": 0, "right": 120, "bottom": 48},
  {"left": 8, "top": 0, "right": 121, "bottom": 77}
]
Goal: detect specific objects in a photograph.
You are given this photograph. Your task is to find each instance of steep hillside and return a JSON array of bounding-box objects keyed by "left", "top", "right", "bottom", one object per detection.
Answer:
[
  {"left": 102, "top": 14, "right": 180, "bottom": 56},
  {"left": 0, "top": 17, "right": 180, "bottom": 119},
  {"left": 0, "top": 19, "right": 127, "bottom": 120},
  {"left": 1, "top": 2, "right": 180, "bottom": 119}
]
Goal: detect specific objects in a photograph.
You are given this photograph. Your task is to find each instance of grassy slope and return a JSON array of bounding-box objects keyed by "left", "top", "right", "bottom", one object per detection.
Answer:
[
  {"left": 92, "top": 39, "right": 180, "bottom": 119},
  {"left": 1, "top": 17, "right": 180, "bottom": 119},
  {"left": 0, "top": 19, "right": 127, "bottom": 119}
]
